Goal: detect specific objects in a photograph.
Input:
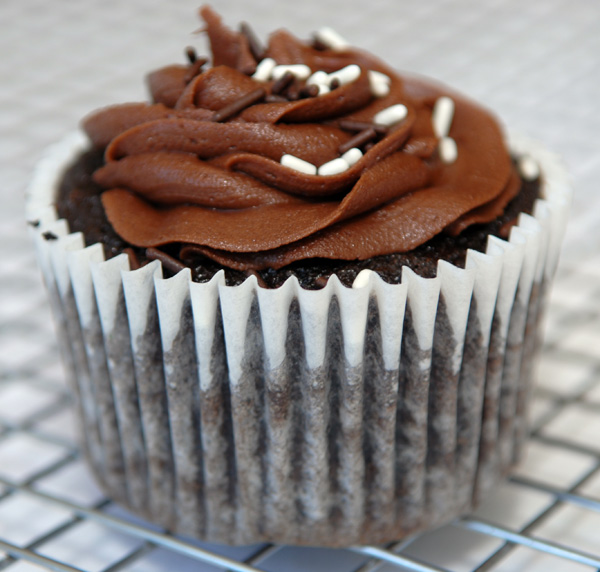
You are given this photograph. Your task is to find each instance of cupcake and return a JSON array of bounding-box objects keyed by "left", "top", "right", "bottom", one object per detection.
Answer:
[{"left": 26, "top": 6, "right": 571, "bottom": 546}]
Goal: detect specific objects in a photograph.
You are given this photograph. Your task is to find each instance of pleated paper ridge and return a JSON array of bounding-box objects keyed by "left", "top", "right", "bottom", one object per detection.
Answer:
[{"left": 26, "top": 132, "right": 571, "bottom": 546}]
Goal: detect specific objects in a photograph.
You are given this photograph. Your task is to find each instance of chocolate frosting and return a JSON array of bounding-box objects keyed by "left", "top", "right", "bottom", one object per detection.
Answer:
[{"left": 83, "top": 6, "right": 520, "bottom": 270}]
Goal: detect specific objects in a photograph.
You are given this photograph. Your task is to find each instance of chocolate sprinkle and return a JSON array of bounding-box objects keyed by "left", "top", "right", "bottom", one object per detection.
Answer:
[
  {"left": 338, "top": 127, "right": 377, "bottom": 154},
  {"left": 311, "top": 36, "right": 329, "bottom": 51},
  {"left": 339, "top": 119, "right": 389, "bottom": 136},
  {"left": 179, "top": 245, "right": 204, "bottom": 263},
  {"left": 184, "top": 57, "right": 208, "bottom": 83},
  {"left": 185, "top": 46, "right": 197, "bottom": 64},
  {"left": 42, "top": 231, "right": 58, "bottom": 241},
  {"left": 286, "top": 81, "right": 300, "bottom": 101},
  {"left": 299, "top": 84, "right": 319, "bottom": 98},
  {"left": 210, "top": 88, "right": 266, "bottom": 122},
  {"left": 314, "top": 275, "right": 329, "bottom": 288},
  {"left": 265, "top": 94, "right": 288, "bottom": 103},
  {"left": 403, "top": 136, "right": 438, "bottom": 159},
  {"left": 330, "top": 78, "right": 340, "bottom": 90},
  {"left": 271, "top": 71, "right": 294, "bottom": 95},
  {"left": 245, "top": 269, "right": 267, "bottom": 288},
  {"left": 123, "top": 247, "right": 141, "bottom": 271},
  {"left": 146, "top": 247, "right": 187, "bottom": 274},
  {"left": 240, "top": 22, "right": 266, "bottom": 62}
]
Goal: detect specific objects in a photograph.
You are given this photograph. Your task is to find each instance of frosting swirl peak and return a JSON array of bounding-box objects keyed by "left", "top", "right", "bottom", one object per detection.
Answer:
[{"left": 83, "top": 6, "right": 521, "bottom": 271}]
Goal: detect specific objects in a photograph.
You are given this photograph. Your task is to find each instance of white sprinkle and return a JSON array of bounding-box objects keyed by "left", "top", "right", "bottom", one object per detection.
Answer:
[
  {"left": 307, "top": 70, "right": 329, "bottom": 86},
  {"left": 271, "top": 64, "right": 311, "bottom": 81},
  {"left": 315, "top": 26, "right": 350, "bottom": 51},
  {"left": 328, "top": 64, "right": 361, "bottom": 87},
  {"left": 328, "top": 64, "right": 361, "bottom": 86},
  {"left": 369, "top": 70, "right": 391, "bottom": 85},
  {"left": 307, "top": 71, "right": 331, "bottom": 95},
  {"left": 368, "top": 70, "right": 391, "bottom": 97},
  {"left": 432, "top": 96, "right": 455, "bottom": 138},
  {"left": 341, "top": 147, "right": 363, "bottom": 166},
  {"left": 281, "top": 154, "right": 317, "bottom": 175},
  {"left": 317, "top": 157, "right": 349, "bottom": 176},
  {"left": 368, "top": 70, "right": 391, "bottom": 98},
  {"left": 373, "top": 104, "right": 408, "bottom": 126},
  {"left": 439, "top": 136, "right": 458, "bottom": 164},
  {"left": 316, "top": 83, "right": 330, "bottom": 96},
  {"left": 352, "top": 269, "right": 373, "bottom": 289},
  {"left": 518, "top": 155, "right": 540, "bottom": 181},
  {"left": 252, "top": 57, "right": 276, "bottom": 82}
]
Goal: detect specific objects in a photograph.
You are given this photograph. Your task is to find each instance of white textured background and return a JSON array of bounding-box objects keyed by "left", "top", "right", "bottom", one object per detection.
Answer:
[{"left": 2, "top": 1, "right": 600, "bottom": 571}]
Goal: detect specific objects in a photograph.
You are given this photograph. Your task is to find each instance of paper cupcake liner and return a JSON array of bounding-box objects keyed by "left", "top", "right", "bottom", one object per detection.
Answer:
[{"left": 26, "top": 132, "right": 571, "bottom": 546}]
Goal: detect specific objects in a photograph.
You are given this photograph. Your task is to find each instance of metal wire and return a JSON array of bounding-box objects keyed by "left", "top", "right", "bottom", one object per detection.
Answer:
[
  {"left": 2, "top": 262, "right": 600, "bottom": 572},
  {"left": 458, "top": 518, "right": 600, "bottom": 569},
  {"left": 467, "top": 462, "right": 600, "bottom": 572},
  {"left": 0, "top": 540, "right": 84, "bottom": 572},
  {"left": 0, "top": 475, "right": 267, "bottom": 572},
  {"left": 350, "top": 546, "right": 450, "bottom": 572}
]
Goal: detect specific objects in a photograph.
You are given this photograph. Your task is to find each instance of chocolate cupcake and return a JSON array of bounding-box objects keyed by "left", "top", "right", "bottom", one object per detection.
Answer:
[{"left": 26, "top": 7, "right": 571, "bottom": 546}]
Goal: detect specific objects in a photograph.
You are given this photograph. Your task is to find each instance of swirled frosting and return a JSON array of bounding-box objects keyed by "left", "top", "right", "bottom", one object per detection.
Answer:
[{"left": 83, "top": 6, "right": 522, "bottom": 271}]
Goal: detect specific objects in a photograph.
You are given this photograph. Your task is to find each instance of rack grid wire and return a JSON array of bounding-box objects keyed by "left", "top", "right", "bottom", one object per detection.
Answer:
[{"left": 3, "top": 0, "right": 600, "bottom": 570}]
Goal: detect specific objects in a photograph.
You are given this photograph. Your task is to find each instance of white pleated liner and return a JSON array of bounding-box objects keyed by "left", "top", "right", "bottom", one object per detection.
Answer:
[{"left": 26, "top": 132, "right": 572, "bottom": 546}]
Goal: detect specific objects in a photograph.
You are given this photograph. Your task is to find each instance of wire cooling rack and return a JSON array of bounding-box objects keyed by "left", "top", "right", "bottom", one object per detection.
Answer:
[
  {"left": 2, "top": 241, "right": 600, "bottom": 572},
  {"left": 3, "top": 0, "right": 600, "bottom": 569}
]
